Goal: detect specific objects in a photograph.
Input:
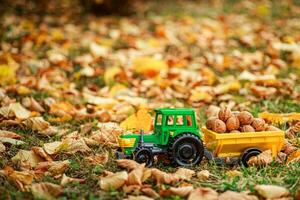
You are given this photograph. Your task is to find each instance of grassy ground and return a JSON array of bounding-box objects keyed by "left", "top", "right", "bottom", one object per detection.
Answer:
[{"left": 1, "top": 0, "right": 300, "bottom": 199}]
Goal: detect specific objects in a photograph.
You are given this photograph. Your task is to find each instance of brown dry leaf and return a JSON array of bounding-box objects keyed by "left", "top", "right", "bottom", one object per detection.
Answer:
[
  {"left": 0, "top": 137, "right": 25, "bottom": 145},
  {"left": 99, "top": 171, "right": 128, "bottom": 191},
  {"left": 60, "top": 174, "right": 85, "bottom": 186},
  {"left": 84, "top": 152, "right": 109, "bottom": 165},
  {"left": 49, "top": 102, "right": 75, "bottom": 121},
  {"left": 127, "top": 163, "right": 145, "bottom": 186},
  {"left": 254, "top": 185, "right": 290, "bottom": 199},
  {"left": 0, "top": 130, "right": 22, "bottom": 139},
  {"left": 32, "top": 147, "right": 53, "bottom": 161},
  {"left": 141, "top": 168, "right": 152, "bottom": 182},
  {"left": 0, "top": 142, "right": 5, "bottom": 153},
  {"left": 188, "top": 187, "right": 218, "bottom": 200},
  {"left": 43, "top": 138, "right": 91, "bottom": 155},
  {"left": 24, "top": 117, "right": 50, "bottom": 131},
  {"left": 35, "top": 160, "right": 70, "bottom": 176},
  {"left": 197, "top": 170, "right": 210, "bottom": 181},
  {"left": 219, "top": 191, "right": 258, "bottom": 200},
  {"left": 9, "top": 103, "right": 31, "bottom": 119},
  {"left": 247, "top": 150, "right": 272, "bottom": 166},
  {"left": 0, "top": 166, "right": 34, "bottom": 191},
  {"left": 151, "top": 168, "right": 177, "bottom": 185},
  {"left": 287, "top": 149, "right": 300, "bottom": 164},
  {"left": 22, "top": 97, "right": 45, "bottom": 113},
  {"left": 117, "top": 159, "right": 140, "bottom": 170},
  {"left": 123, "top": 185, "right": 141, "bottom": 194},
  {"left": 126, "top": 195, "right": 154, "bottom": 200},
  {"left": 90, "top": 122, "right": 122, "bottom": 146},
  {"left": 120, "top": 109, "right": 152, "bottom": 132},
  {"left": 174, "top": 168, "right": 195, "bottom": 181},
  {"left": 141, "top": 187, "right": 160, "bottom": 199},
  {"left": 11, "top": 149, "right": 44, "bottom": 169},
  {"left": 30, "top": 182, "right": 63, "bottom": 200},
  {"left": 160, "top": 186, "right": 194, "bottom": 197}
]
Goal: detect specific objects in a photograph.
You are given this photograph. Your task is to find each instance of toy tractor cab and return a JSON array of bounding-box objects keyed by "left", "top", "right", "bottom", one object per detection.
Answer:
[{"left": 116, "top": 108, "right": 204, "bottom": 167}]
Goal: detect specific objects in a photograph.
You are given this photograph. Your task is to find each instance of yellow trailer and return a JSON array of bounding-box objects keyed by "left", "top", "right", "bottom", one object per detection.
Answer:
[{"left": 201, "top": 127, "right": 285, "bottom": 166}]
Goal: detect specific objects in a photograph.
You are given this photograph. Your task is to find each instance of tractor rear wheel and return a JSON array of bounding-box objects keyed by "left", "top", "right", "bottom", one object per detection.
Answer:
[
  {"left": 170, "top": 133, "right": 204, "bottom": 167},
  {"left": 241, "top": 148, "right": 262, "bottom": 167},
  {"left": 134, "top": 147, "right": 154, "bottom": 167}
]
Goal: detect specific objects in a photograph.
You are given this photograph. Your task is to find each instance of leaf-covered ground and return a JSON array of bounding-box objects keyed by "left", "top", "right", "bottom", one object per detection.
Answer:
[{"left": 1, "top": 0, "right": 300, "bottom": 199}]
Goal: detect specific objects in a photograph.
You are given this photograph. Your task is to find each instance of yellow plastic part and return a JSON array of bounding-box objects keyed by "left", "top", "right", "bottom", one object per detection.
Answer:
[
  {"left": 118, "top": 138, "right": 136, "bottom": 148},
  {"left": 258, "top": 112, "right": 300, "bottom": 124},
  {"left": 202, "top": 127, "right": 284, "bottom": 158}
]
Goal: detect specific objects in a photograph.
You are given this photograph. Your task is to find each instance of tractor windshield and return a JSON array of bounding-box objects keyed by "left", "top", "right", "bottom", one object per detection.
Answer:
[{"left": 155, "top": 114, "right": 162, "bottom": 126}]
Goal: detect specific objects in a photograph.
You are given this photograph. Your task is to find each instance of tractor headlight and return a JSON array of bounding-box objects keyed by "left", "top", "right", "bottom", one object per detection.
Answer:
[{"left": 118, "top": 138, "right": 136, "bottom": 148}]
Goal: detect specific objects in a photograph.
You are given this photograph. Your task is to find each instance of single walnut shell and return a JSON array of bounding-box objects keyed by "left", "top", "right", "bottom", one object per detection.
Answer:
[
  {"left": 226, "top": 116, "right": 240, "bottom": 131},
  {"left": 211, "top": 119, "right": 226, "bottom": 133},
  {"left": 240, "top": 125, "right": 255, "bottom": 132},
  {"left": 251, "top": 118, "right": 266, "bottom": 131},
  {"left": 230, "top": 130, "right": 240, "bottom": 133},
  {"left": 265, "top": 125, "right": 281, "bottom": 131},
  {"left": 218, "top": 107, "right": 232, "bottom": 122},
  {"left": 206, "top": 117, "right": 218, "bottom": 130},
  {"left": 237, "top": 111, "right": 254, "bottom": 125}
]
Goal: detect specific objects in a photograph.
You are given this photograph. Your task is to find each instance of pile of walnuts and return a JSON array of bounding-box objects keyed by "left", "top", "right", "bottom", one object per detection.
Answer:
[{"left": 206, "top": 107, "right": 281, "bottom": 133}]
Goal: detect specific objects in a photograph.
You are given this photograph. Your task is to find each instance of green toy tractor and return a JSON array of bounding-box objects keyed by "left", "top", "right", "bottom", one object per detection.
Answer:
[{"left": 116, "top": 108, "right": 204, "bottom": 167}]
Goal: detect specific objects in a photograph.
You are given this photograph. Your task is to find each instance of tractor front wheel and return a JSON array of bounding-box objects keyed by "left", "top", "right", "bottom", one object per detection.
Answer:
[
  {"left": 170, "top": 133, "right": 204, "bottom": 167},
  {"left": 134, "top": 147, "right": 154, "bottom": 167}
]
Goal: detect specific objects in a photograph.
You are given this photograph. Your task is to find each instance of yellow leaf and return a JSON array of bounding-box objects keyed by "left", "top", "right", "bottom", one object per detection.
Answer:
[
  {"left": 133, "top": 57, "right": 168, "bottom": 77},
  {"left": 99, "top": 171, "right": 128, "bottom": 191},
  {"left": 287, "top": 149, "right": 300, "bottom": 163},
  {"left": 120, "top": 109, "right": 152, "bottom": 132},
  {"left": 104, "top": 66, "right": 121, "bottom": 85},
  {"left": 0, "top": 64, "right": 16, "bottom": 85},
  {"left": 254, "top": 185, "right": 290, "bottom": 199},
  {"left": 255, "top": 4, "right": 270, "bottom": 17},
  {"left": 189, "top": 91, "right": 213, "bottom": 103}
]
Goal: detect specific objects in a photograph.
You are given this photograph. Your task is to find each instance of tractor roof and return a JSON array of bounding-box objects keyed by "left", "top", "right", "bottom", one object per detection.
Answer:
[{"left": 155, "top": 108, "right": 195, "bottom": 115}]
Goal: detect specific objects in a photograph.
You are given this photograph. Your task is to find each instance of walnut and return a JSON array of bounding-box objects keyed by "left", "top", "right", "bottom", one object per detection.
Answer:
[
  {"left": 226, "top": 116, "right": 240, "bottom": 131},
  {"left": 237, "top": 111, "right": 254, "bottom": 125},
  {"left": 211, "top": 119, "right": 226, "bottom": 133},
  {"left": 206, "top": 117, "right": 218, "bottom": 130},
  {"left": 240, "top": 125, "right": 255, "bottom": 132},
  {"left": 218, "top": 107, "right": 232, "bottom": 122},
  {"left": 251, "top": 118, "right": 266, "bottom": 131},
  {"left": 206, "top": 105, "right": 220, "bottom": 118},
  {"left": 265, "top": 125, "right": 281, "bottom": 131}
]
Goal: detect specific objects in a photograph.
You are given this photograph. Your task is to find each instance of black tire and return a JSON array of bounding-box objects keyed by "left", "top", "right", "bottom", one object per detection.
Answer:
[
  {"left": 134, "top": 147, "right": 154, "bottom": 167},
  {"left": 170, "top": 133, "right": 204, "bottom": 167},
  {"left": 241, "top": 148, "right": 262, "bottom": 167}
]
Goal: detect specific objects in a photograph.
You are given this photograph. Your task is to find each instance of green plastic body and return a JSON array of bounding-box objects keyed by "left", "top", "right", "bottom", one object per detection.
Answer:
[{"left": 119, "top": 108, "right": 201, "bottom": 155}]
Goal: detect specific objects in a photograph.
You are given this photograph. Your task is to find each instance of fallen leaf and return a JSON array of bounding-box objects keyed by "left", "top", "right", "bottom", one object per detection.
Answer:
[
  {"left": 117, "top": 159, "right": 140, "bottom": 170},
  {"left": 151, "top": 168, "right": 177, "bottom": 185},
  {"left": 247, "top": 150, "right": 273, "bottom": 166},
  {"left": 0, "top": 64, "right": 16, "bottom": 85},
  {"left": 43, "top": 138, "right": 91, "bottom": 155},
  {"left": 287, "top": 149, "right": 300, "bottom": 164},
  {"left": 0, "top": 130, "right": 22, "bottom": 139},
  {"left": 11, "top": 150, "right": 44, "bottom": 169},
  {"left": 127, "top": 163, "right": 145, "bottom": 186},
  {"left": 174, "top": 168, "right": 195, "bottom": 181},
  {"left": 197, "top": 170, "right": 210, "bottom": 181},
  {"left": 188, "top": 187, "right": 218, "bottom": 200},
  {"left": 0, "top": 137, "right": 25, "bottom": 145},
  {"left": 84, "top": 152, "right": 109, "bottom": 165},
  {"left": 60, "top": 174, "right": 85, "bottom": 186},
  {"left": 32, "top": 147, "right": 53, "bottom": 161},
  {"left": 219, "top": 191, "right": 258, "bottom": 200},
  {"left": 254, "top": 185, "right": 290, "bottom": 199},
  {"left": 0, "top": 142, "right": 5, "bottom": 153},
  {"left": 24, "top": 117, "right": 50, "bottom": 131},
  {"left": 123, "top": 185, "right": 141, "bottom": 194},
  {"left": 160, "top": 186, "right": 194, "bottom": 197},
  {"left": 0, "top": 166, "right": 34, "bottom": 191},
  {"left": 35, "top": 160, "right": 70, "bottom": 176},
  {"left": 126, "top": 195, "right": 154, "bottom": 200},
  {"left": 226, "top": 170, "right": 242, "bottom": 177},
  {"left": 133, "top": 57, "right": 168, "bottom": 78},
  {"left": 120, "top": 109, "right": 152, "bottom": 132},
  {"left": 9, "top": 103, "right": 31, "bottom": 119},
  {"left": 141, "top": 187, "right": 160, "bottom": 198},
  {"left": 22, "top": 97, "right": 45, "bottom": 113},
  {"left": 30, "top": 182, "right": 63, "bottom": 200},
  {"left": 100, "top": 171, "right": 128, "bottom": 191}
]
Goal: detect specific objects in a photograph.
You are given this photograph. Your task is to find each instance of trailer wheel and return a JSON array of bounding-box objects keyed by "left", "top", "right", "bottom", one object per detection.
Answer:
[
  {"left": 170, "top": 133, "right": 204, "bottom": 167},
  {"left": 134, "top": 147, "right": 154, "bottom": 167},
  {"left": 241, "top": 148, "right": 262, "bottom": 167}
]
